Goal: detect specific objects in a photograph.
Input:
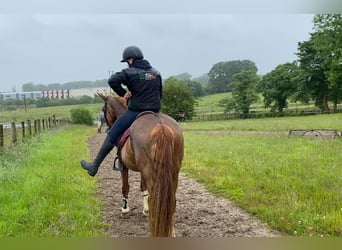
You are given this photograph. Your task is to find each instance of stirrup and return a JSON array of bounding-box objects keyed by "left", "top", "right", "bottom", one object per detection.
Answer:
[{"left": 113, "top": 156, "right": 124, "bottom": 172}]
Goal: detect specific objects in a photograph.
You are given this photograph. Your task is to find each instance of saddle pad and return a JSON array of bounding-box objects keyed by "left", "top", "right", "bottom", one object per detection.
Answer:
[{"left": 119, "top": 129, "right": 130, "bottom": 149}]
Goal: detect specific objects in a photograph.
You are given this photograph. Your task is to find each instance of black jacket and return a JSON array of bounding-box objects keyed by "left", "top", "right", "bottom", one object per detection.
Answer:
[{"left": 108, "top": 59, "right": 162, "bottom": 112}]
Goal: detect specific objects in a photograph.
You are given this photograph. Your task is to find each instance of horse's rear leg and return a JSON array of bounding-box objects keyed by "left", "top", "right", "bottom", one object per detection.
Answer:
[
  {"left": 121, "top": 167, "right": 130, "bottom": 218},
  {"left": 140, "top": 175, "right": 149, "bottom": 216}
]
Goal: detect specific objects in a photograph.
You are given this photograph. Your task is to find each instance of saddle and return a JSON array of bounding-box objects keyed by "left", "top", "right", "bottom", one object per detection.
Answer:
[{"left": 113, "top": 111, "right": 157, "bottom": 171}]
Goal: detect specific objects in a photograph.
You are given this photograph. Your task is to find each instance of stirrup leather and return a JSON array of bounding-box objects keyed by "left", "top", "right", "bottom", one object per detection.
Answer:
[{"left": 113, "top": 155, "right": 124, "bottom": 172}]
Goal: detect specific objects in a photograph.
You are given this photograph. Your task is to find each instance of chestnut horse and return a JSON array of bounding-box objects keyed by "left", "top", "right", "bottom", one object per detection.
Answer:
[{"left": 97, "top": 93, "right": 184, "bottom": 237}]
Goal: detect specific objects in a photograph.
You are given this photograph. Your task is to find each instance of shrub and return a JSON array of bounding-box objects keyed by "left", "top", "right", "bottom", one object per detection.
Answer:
[{"left": 70, "top": 108, "right": 93, "bottom": 126}]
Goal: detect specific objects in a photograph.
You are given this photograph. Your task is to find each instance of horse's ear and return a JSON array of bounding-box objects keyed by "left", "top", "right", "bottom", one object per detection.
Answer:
[{"left": 97, "top": 91, "right": 107, "bottom": 101}]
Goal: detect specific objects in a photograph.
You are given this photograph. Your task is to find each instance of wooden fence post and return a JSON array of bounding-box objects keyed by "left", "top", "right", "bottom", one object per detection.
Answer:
[
  {"left": 27, "top": 119, "right": 32, "bottom": 137},
  {"left": 0, "top": 124, "right": 3, "bottom": 150},
  {"left": 11, "top": 122, "right": 17, "bottom": 145},
  {"left": 37, "top": 119, "right": 41, "bottom": 134},
  {"left": 21, "top": 121, "right": 25, "bottom": 140},
  {"left": 34, "top": 120, "right": 38, "bottom": 135},
  {"left": 0, "top": 116, "right": 68, "bottom": 151}
]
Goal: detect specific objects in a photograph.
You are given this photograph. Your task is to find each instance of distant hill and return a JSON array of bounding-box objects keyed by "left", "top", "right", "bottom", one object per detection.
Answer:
[
  {"left": 171, "top": 72, "right": 209, "bottom": 86},
  {"left": 192, "top": 74, "right": 209, "bottom": 86},
  {"left": 22, "top": 79, "right": 108, "bottom": 91},
  {"left": 21, "top": 72, "right": 209, "bottom": 92}
]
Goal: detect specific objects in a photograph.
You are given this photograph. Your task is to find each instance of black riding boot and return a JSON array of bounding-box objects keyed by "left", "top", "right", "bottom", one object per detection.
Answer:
[{"left": 80, "top": 136, "right": 115, "bottom": 176}]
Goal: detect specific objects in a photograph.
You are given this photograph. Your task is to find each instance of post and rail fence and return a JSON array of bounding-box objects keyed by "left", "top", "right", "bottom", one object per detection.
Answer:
[{"left": 0, "top": 115, "right": 69, "bottom": 151}]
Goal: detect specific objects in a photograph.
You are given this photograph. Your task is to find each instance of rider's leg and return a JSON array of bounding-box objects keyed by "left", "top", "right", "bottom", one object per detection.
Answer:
[
  {"left": 80, "top": 135, "right": 114, "bottom": 176},
  {"left": 80, "top": 110, "right": 140, "bottom": 176}
]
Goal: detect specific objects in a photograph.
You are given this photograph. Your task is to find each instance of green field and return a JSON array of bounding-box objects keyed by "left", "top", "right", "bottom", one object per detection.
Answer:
[
  {"left": 1, "top": 93, "right": 340, "bottom": 125},
  {"left": 0, "top": 125, "right": 106, "bottom": 236},
  {"left": 0, "top": 103, "right": 103, "bottom": 124},
  {"left": 179, "top": 113, "right": 342, "bottom": 236},
  {"left": 181, "top": 113, "right": 342, "bottom": 132},
  {"left": 194, "top": 93, "right": 338, "bottom": 116},
  {"left": 1, "top": 96, "right": 342, "bottom": 236}
]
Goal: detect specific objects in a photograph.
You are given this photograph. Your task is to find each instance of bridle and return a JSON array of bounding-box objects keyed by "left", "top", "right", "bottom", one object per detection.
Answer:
[{"left": 102, "top": 101, "right": 111, "bottom": 128}]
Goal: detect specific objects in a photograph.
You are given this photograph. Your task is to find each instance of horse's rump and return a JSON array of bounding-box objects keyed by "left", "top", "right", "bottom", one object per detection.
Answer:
[
  {"left": 121, "top": 113, "right": 182, "bottom": 169},
  {"left": 124, "top": 113, "right": 184, "bottom": 236}
]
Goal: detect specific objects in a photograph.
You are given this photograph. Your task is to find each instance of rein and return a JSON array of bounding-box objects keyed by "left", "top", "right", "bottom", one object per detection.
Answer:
[{"left": 102, "top": 101, "right": 112, "bottom": 128}]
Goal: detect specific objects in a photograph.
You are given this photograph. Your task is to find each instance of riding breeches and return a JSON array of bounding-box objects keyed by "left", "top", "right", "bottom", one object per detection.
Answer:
[{"left": 106, "top": 109, "right": 141, "bottom": 146}]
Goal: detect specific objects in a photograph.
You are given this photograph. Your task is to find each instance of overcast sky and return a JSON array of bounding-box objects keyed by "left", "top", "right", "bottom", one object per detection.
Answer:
[
  {"left": 0, "top": 13, "right": 317, "bottom": 92},
  {"left": 1, "top": 0, "right": 341, "bottom": 92}
]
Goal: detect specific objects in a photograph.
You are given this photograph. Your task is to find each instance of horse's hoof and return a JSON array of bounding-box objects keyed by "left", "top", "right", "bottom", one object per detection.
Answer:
[
  {"left": 120, "top": 212, "right": 130, "bottom": 219},
  {"left": 120, "top": 207, "right": 130, "bottom": 219},
  {"left": 143, "top": 209, "right": 149, "bottom": 216}
]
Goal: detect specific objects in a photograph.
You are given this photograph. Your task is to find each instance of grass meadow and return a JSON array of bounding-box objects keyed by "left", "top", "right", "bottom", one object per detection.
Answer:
[
  {"left": 180, "top": 113, "right": 342, "bottom": 236},
  {"left": 1, "top": 95, "right": 342, "bottom": 237},
  {"left": 194, "top": 93, "right": 340, "bottom": 115},
  {"left": 0, "top": 103, "right": 103, "bottom": 124},
  {"left": 181, "top": 113, "right": 342, "bottom": 132},
  {"left": 0, "top": 125, "right": 107, "bottom": 236}
]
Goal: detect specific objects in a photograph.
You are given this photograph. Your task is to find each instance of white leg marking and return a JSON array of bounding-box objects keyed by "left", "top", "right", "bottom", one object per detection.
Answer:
[{"left": 143, "top": 190, "right": 149, "bottom": 216}]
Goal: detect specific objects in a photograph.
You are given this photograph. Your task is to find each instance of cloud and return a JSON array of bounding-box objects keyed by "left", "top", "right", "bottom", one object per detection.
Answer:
[
  {"left": 2, "top": 0, "right": 339, "bottom": 14},
  {"left": 0, "top": 14, "right": 314, "bottom": 92}
]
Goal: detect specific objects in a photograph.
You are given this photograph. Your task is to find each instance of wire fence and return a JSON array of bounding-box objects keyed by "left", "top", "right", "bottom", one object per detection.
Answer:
[
  {"left": 0, "top": 115, "right": 69, "bottom": 151},
  {"left": 192, "top": 108, "right": 342, "bottom": 121}
]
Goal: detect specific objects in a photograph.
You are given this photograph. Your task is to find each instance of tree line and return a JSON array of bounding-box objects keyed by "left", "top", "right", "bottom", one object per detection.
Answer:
[
  {"left": 209, "top": 14, "right": 342, "bottom": 116},
  {"left": 22, "top": 79, "right": 108, "bottom": 92}
]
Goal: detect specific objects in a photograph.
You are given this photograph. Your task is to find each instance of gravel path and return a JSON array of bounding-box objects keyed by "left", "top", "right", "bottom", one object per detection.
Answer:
[{"left": 87, "top": 133, "right": 281, "bottom": 237}]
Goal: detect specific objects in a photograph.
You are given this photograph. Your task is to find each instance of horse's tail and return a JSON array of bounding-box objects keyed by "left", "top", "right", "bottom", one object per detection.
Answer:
[{"left": 149, "top": 123, "right": 182, "bottom": 237}]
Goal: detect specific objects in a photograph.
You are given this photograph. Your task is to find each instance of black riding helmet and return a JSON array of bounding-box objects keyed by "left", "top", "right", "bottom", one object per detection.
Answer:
[{"left": 120, "top": 46, "right": 144, "bottom": 62}]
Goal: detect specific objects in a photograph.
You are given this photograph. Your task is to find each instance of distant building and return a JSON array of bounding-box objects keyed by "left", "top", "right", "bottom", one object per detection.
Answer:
[
  {"left": 68, "top": 87, "right": 112, "bottom": 97},
  {"left": 0, "top": 87, "right": 112, "bottom": 100},
  {"left": 0, "top": 91, "right": 42, "bottom": 100},
  {"left": 41, "top": 87, "right": 112, "bottom": 98},
  {"left": 41, "top": 89, "right": 70, "bottom": 99}
]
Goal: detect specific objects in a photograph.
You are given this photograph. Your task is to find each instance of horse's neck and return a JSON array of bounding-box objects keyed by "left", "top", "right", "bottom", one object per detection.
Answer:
[
  {"left": 113, "top": 99, "right": 127, "bottom": 116},
  {"left": 116, "top": 106, "right": 126, "bottom": 116}
]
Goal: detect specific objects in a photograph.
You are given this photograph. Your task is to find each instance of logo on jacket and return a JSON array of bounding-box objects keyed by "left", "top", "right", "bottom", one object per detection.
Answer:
[{"left": 139, "top": 72, "right": 157, "bottom": 80}]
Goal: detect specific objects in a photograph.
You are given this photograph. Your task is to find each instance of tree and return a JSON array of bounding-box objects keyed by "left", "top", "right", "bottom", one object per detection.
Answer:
[
  {"left": 296, "top": 14, "right": 342, "bottom": 112},
  {"left": 70, "top": 108, "right": 93, "bottom": 126},
  {"left": 297, "top": 36, "right": 329, "bottom": 111},
  {"left": 161, "top": 77, "right": 196, "bottom": 121},
  {"left": 47, "top": 83, "right": 63, "bottom": 90},
  {"left": 257, "top": 62, "right": 305, "bottom": 113},
  {"left": 207, "top": 60, "right": 258, "bottom": 94},
  {"left": 21, "top": 79, "right": 109, "bottom": 92},
  {"left": 22, "top": 82, "right": 35, "bottom": 91},
  {"left": 230, "top": 70, "right": 259, "bottom": 115},
  {"left": 192, "top": 74, "right": 209, "bottom": 86},
  {"left": 185, "top": 80, "right": 204, "bottom": 97},
  {"left": 314, "top": 14, "right": 342, "bottom": 111},
  {"left": 218, "top": 70, "right": 259, "bottom": 116},
  {"left": 328, "top": 58, "right": 342, "bottom": 111},
  {"left": 173, "top": 72, "right": 192, "bottom": 81}
]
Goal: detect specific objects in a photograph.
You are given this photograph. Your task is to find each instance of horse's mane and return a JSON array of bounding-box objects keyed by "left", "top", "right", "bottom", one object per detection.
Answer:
[
  {"left": 101, "top": 93, "right": 128, "bottom": 127},
  {"left": 109, "top": 94, "right": 127, "bottom": 108}
]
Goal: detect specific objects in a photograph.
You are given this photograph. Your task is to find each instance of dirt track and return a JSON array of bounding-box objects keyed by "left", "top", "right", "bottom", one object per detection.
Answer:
[{"left": 87, "top": 133, "right": 281, "bottom": 237}]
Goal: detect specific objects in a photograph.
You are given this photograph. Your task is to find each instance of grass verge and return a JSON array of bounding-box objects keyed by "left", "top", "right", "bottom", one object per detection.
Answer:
[
  {"left": 182, "top": 132, "right": 342, "bottom": 236},
  {"left": 0, "top": 125, "right": 107, "bottom": 237}
]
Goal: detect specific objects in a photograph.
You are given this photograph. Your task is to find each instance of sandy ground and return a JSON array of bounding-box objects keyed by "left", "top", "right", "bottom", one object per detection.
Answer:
[{"left": 86, "top": 133, "right": 282, "bottom": 237}]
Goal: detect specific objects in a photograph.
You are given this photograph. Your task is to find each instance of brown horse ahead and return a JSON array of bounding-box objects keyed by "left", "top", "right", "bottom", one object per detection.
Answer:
[{"left": 97, "top": 93, "right": 184, "bottom": 237}]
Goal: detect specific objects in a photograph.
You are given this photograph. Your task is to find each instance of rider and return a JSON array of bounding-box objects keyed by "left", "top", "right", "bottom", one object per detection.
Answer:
[{"left": 80, "top": 46, "right": 163, "bottom": 176}]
